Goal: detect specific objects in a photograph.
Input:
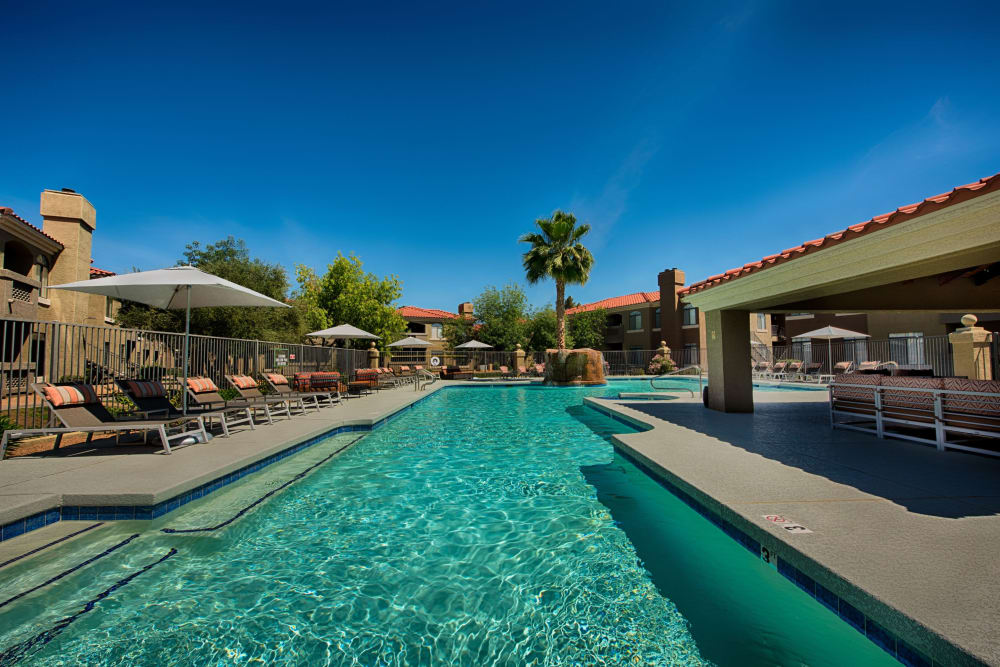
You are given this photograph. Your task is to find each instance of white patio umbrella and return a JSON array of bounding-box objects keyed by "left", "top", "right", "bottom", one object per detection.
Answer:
[
  {"left": 795, "top": 325, "right": 870, "bottom": 372},
  {"left": 50, "top": 265, "right": 290, "bottom": 413}
]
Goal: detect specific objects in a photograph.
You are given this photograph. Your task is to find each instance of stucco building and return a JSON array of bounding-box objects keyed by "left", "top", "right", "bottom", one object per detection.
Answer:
[{"left": 566, "top": 268, "right": 772, "bottom": 363}]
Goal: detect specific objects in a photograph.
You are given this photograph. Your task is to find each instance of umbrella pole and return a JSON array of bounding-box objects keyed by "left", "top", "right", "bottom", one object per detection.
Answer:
[
  {"left": 828, "top": 339, "right": 832, "bottom": 374},
  {"left": 183, "top": 286, "right": 191, "bottom": 415}
]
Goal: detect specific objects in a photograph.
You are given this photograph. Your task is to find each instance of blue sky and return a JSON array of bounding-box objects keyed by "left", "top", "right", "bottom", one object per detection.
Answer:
[{"left": 2, "top": 1, "right": 998, "bottom": 312}]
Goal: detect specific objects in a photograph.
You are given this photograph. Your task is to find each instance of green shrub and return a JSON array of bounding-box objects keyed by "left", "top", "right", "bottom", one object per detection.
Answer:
[{"left": 647, "top": 354, "right": 676, "bottom": 376}]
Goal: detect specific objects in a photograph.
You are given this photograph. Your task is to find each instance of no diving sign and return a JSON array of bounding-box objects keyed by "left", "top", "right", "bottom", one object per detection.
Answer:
[{"left": 762, "top": 514, "right": 812, "bottom": 534}]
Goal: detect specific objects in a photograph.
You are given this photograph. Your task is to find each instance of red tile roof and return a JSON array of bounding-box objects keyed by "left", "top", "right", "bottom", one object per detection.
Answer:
[
  {"left": 397, "top": 306, "right": 457, "bottom": 320},
  {"left": 566, "top": 291, "right": 660, "bottom": 314},
  {"left": 680, "top": 172, "right": 1000, "bottom": 296},
  {"left": 90, "top": 266, "right": 116, "bottom": 278},
  {"left": 0, "top": 206, "right": 65, "bottom": 247}
]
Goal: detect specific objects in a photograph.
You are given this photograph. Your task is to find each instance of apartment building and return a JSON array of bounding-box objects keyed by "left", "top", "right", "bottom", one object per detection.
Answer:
[{"left": 566, "top": 268, "right": 772, "bottom": 362}]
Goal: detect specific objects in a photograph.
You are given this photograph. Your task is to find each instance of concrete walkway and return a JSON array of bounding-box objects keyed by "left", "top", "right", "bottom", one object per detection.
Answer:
[
  {"left": 590, "top": 393, "right": 1000, "bottom": 666},
  {"left": 0, "top": 386, "right": 443, "bottom": 520}
]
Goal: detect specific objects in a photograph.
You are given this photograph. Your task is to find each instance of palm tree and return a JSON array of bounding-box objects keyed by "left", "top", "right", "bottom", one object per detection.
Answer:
[{"left": 519, "top": 211, "right": 594, "bottom": 349}]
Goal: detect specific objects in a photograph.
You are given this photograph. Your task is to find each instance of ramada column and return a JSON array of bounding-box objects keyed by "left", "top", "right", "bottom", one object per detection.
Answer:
[{"left": 705, "top": 309, "right": 754, "bottom": 413}]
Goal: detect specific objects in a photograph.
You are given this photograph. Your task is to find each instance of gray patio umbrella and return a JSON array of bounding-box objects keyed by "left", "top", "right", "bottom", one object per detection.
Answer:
[
  {"left": 453, "top": 340, "right": 493, "bottom": 349},
  {"left": 50, "top": 266, "right": 290, "bottom": 413},
  {"left": 388, "top": 336, "right": 432, "bottom": 347},
  {"left": 795, "top": 325, "right": 870, "bottom": 371},
  {"left": 454, "top": 339, "right": 493, "bottom": 368},
  {"left": 307, "top": 324, "right": 380, "bottom": 342}
]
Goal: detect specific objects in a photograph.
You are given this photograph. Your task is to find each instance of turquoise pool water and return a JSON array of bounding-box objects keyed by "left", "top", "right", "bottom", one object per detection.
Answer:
[
  {"left": 0, "top": 386, "right": 893, "bottom": 666},
  {"left": 604, "top": 377, "right": 827, "bottom": 396}
]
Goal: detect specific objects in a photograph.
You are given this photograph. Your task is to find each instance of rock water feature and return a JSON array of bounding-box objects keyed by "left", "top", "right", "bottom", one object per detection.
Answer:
[{"left": 544, "top": 348, "right": 606, "bottom": 385}]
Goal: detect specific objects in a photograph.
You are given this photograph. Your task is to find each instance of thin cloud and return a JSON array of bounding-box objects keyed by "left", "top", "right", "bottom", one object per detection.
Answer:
[{"left": 569, "top": 136, "right": 660, "bottom": 250}]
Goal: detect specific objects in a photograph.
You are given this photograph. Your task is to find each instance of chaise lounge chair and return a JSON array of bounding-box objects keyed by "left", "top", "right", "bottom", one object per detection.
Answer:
[
  {"left": 225, "top": 375, "right": 300, "bottom": 417},
  {"left": 263, "top": 372, "right": 339, "bottom": 408},
  {"left": 116, "top": 378, "right": 249, "bottom": 437},
  {"left": 0, "top": 383, "right": 208, "bottom": 459},
  {"left": 186, "top": 377, "right": 274, "bottom": 427}
]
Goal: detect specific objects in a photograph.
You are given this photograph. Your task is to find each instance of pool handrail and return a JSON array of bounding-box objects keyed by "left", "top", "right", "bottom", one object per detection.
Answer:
[
  {"left": 415, "top": 369, "right": 437, "bottom": 391},
  {"left": 650, "top": 365, "right": 704, "bottom": 394}
]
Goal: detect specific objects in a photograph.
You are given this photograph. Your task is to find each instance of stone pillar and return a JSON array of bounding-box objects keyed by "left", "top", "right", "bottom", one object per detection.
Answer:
[
  {"left": 705, "top": 309, "right": 754, "bottom": 413},
  {"left": 515, "top": 343, "right": 526, "bottom": 371},
  {"left": 948, "top": 314, "right": 993, "bottom": 380},
  {"left": 368, "top": 342, "right": 380, "bottom": 369}
]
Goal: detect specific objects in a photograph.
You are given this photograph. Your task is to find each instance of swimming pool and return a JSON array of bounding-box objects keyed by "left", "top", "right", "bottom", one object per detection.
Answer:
[
  {"left": 0, "top": 385, "right": 893, "bottom": 665},
  {"left": 602, "top": 376, "right": 828, "bottom": 398}
]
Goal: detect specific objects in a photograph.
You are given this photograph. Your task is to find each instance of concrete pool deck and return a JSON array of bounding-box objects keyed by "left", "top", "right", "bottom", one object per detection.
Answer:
[{"left": 588, "top": 392, "right": 1000, "bottom": 666}]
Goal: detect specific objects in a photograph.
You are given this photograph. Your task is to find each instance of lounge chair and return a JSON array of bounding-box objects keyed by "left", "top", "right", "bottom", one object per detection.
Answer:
[
  {"left": 798, "top": 362, "right": 823, "bottom": 382},
  {"left": 225, "top": 375, "right": 299, "bottom": 417},
  {"left": 498, "top": 366, "right": 511, "bottom": 378},
  {"left": 818, "top": 361, "right": 854, "bottom": 384},
  {"left": 186, "top": 377, "right": 271, "bottom": 428},
  {"left": 116, "top": 378, "right": 249, "bottom": 437},
  {"left": 752, "top": 361, "right": 771, "bottom": 379},
  {"left": 774, "top": 361, "right": 802, "bottom": 381},
  {"left": 534, "top": 363, "right": 545, "bottom": 376},
  {"left": 766, "top": 361, "right": 787, "bottom": 380},
  {"left": 1, "top": 383, "right": 208, "bottom": 459},
  {"left": 517, "top": 365, "right": 529, "bottom": 378},
  {"left": 263, "top": 372, "right": 338, "bottom": 408}
]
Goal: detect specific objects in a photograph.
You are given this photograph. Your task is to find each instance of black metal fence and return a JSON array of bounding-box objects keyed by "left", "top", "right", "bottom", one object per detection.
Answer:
[
  {"left": 768, "top": 334, "right": 953, "bottom": 376},
  {"left": 0, "top": 318, "right": 366, "bottom": 429}
]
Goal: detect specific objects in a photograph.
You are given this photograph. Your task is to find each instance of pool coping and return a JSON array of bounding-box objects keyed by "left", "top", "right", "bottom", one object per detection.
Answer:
[{"left": 582, "top": 396, "right": 981, "bottom": 667}]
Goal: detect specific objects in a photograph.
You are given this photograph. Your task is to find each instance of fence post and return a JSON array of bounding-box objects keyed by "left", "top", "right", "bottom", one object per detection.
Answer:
[
  {"left": 948, "top": 314, "right": 993, "bottom": 380},
  {"left": 368, "top": 342, "right": 380, "bottom": 369}
]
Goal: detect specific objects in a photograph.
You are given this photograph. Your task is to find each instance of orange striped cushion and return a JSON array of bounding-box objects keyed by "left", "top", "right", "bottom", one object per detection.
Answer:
[
  {"left": 125, "top": 380, "right": 166, "bottom": 398},
  {"left": 265, "top": 373, "right": 288, "bottom": 386},
  {"left": 43, "top": 384, "right": 98, "bottom": 406},
  {"left": 187, "top": 377, "right": 219, "bottom": 393},
  {"left": 231, "top": 375, "right": 258, "bottom": 389}
]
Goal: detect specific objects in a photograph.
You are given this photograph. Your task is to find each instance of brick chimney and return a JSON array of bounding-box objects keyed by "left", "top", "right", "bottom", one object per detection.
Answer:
[
  {"left": 457, "top": 301, "right": 474, "bottom": 317},
  {"left": 657, "top": 268, "right": 686, "bottom": 350},
  {"left": 41, "top": 189, "right": 96, "bottom": 324}
]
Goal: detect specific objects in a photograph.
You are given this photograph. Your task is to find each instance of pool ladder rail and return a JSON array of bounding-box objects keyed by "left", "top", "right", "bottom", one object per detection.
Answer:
[
  {"left": 649, "top": 365, "right": 703, "bottom": 397},
  {"left": 415, "top": 369, "right": 437, "bottom": 391}
]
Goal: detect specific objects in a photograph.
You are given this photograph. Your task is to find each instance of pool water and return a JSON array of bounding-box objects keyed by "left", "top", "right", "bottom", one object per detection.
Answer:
[
  {"left": 604, "top": 377, "right": 827, "bottom": 397},
  {"left": 0, "top": 386, "right": 893, "bottom": 666}
]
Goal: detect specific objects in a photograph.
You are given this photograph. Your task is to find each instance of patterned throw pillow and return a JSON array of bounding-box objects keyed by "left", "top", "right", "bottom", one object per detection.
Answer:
[
  {"left": 125, "top": 380, "right": 166, "bottom": 399},
  {"left": 231, "top": 375, "right": 258, "bottom": 389},
  {"left": 187, "top": 377, "right": 219, "bottom": 393},
  {"left": 43, "top": 384, "right": 98, "bottom": 406},
  {"left": 265, "top": 373, "right": 289, "bottom": 386}
]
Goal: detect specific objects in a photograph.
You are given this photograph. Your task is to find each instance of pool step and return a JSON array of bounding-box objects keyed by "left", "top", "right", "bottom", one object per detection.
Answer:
[{"left": 0, "top": 521, "right": 105, "bottom": 571}]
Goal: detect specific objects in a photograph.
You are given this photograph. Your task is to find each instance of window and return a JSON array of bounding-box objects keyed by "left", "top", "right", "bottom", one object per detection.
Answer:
[
  {"left": 683, "top": 343, "right": 699, "bottom": 365},
  {"left": 889, "top": 333, "right": 925, "bottom": 365},
  {"left": 682, "top": 303, "right": 697, "bottom": 326},
  {"left": 628, "top": 311, "right": 642, "bottom": 330},
  {"left": 430, "top": 323, "right": 443, "bottom": 340},
  {"left": 105, "top": 297, "right": 115, "bottom": 320},
  {"left": 653, "top": 307, "right": 661, "bottom": 329},
  {"left": 756, "top": 313, "right": 768, "bottom": 331},
  {"left": 844, "top": 337, "right": 868, "bottom": 363},
  {"left": 791, "top": 337, "right": 813, "bottom": 363}
]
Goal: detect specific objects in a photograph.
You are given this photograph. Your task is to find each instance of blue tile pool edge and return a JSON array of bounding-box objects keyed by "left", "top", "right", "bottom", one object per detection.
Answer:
[
  {"left": 0, "top": 386, "right": 448, "bottom": 543},
  {"left": 583, "top": 399, "right": 943, "bottom": 667}
]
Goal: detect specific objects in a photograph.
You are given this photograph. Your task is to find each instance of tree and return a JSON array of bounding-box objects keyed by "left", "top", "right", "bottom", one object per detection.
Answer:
[
  {"left": 564, "top": 295, "right": 577, "bottom": 310},
  {"left": 567, "top": 307, "right": 606, "bottom": 349},
  {"left": 443, "top": 314, "right": 477, "bottom": 350},
  {"left": 471, "top": 284, "right": 529, "bottom": 350},
  {"left": 524, "top": 306, "right": 573, "bottom": 352},
  {"left": 294, "top": 253, "right": 406, "bottom": 350},
  {"left": 115, "top": 237, "right": 308, "bottom": 342},
  {"left": 519, "top": 211, "right": 594, "bottom": 349}
]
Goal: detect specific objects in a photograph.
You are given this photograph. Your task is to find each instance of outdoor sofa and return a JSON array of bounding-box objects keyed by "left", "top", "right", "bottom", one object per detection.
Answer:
[{"left": 830, "top": 375, "right": 1000, "bottom": 456}]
